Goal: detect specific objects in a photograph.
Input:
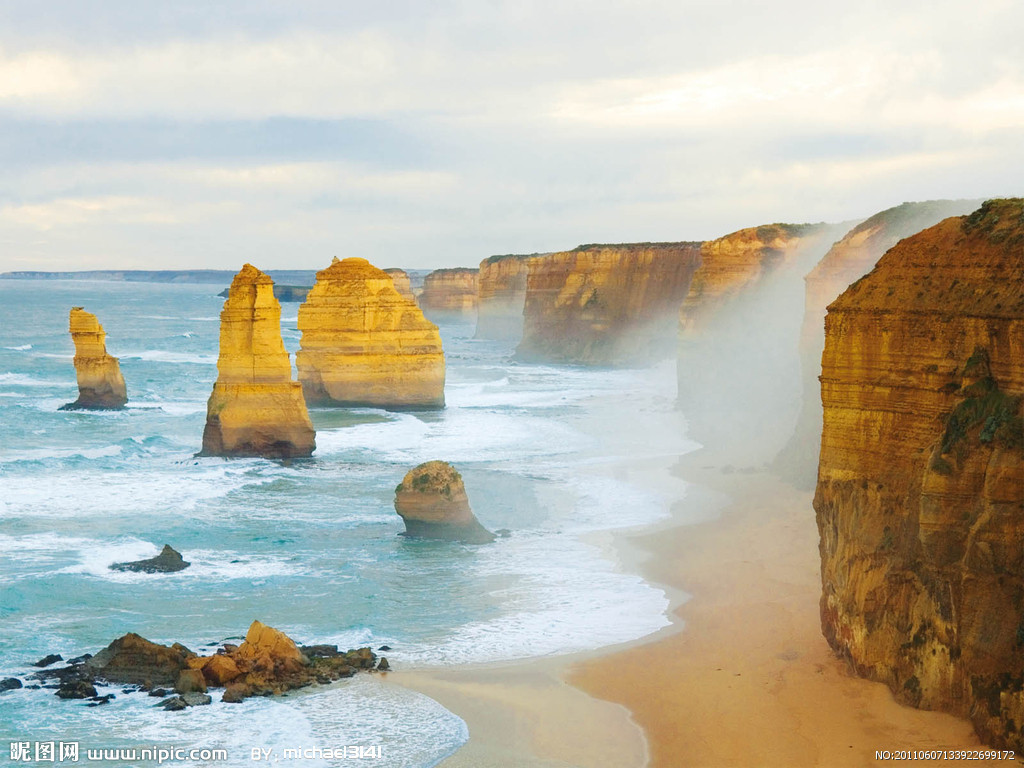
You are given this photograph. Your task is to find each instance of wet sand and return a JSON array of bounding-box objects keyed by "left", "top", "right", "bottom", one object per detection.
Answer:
[{"left": 390, "top": 452, "right": 1010, "bottom": 767}]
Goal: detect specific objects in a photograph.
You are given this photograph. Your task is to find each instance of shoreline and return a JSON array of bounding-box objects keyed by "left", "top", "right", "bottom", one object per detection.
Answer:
[{"left": 392, "top": 449, "right": 1010, "bottom": 767}]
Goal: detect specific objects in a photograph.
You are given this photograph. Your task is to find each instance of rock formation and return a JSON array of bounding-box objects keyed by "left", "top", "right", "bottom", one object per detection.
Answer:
[
  {"left": 110, "top": 545, "right": 190, "bottom": 573},
  {"left": 815, "top": 199, "right": 1024, "bottom": 751},
  {"left": 384, "top": 268, "right": 416, "bottom": 301},
  {"left": 419, "top": 268, "right": 479, "bottom": 320},
  {"left": 59, "top": 308, "right": 128, "bottom": 410},
  {"left": 475, "top": 254, "right": 537, "bottom": 341},
  {"left": 201, "top": 264, "right": 315, "bottom": 458},
  {"left": 40, "top": 621, "right": 383, "bottom": 707},
  {"left": 675, "top": 222, "right": 848, "bottom": 462},
  {"left": 218, "top": 284, "right": 310, "bottom": 302},
  {"left": 395, "top": 461, "right": 494, "bottom": 543},
  {"left": 297, "top": 257, "right": 445, "bottom": 409},
  {"left": 774, "top": 200, "right": 983, "bottom": 487},
  {"left": 517, "top": 243, "right": 704, "bottom": 365}
]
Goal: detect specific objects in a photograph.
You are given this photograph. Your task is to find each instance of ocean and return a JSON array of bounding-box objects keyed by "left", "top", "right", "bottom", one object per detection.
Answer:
[{"left": 0, "top": 279, "right": 697, "bottom": 767}]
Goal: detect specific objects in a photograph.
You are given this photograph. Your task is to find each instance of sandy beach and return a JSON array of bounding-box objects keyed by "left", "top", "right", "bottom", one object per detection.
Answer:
[{"left": 393, "top": 450, "right": 1013, "bottom": 767}]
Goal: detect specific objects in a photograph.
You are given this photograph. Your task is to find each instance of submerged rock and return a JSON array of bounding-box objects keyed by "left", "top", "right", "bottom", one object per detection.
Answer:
[
  {"left": 33, "top": 654, "right": 62, "bottom": 667},
  {"left": 201, "top": 264, "right": 316, "bottom": 458},
  {"left": 59, "top": 307, "right": 128, "bottom": 410},
  {"left": 1, "top": 678, "right": 23, "bottom": 692},
  {"left": 110, "top": 545, "right": 190, "bottom": 573},
  {"left": 394, "top": 461, "right": 495, "bottom": 543}
]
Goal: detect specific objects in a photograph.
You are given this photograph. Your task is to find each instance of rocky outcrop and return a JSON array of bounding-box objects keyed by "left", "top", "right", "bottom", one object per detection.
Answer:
[
  {"left": 475, "top": 254, "right": 537, "bottom": 341},
  {"left": 59, "top": 308, "right": 128, "bottom": 410},
  {"left": 297, "top": 257, "right": 445, "bottom": 409},
  {"left": 110, "top": 545, "right": 190, "bottom": 573},
  {"left": 775, "top": 200, "right": 982, "bottom": 487},
  {"left": 517, "top": 243, "right": 703, "bottom": 365},
  {"left": 395, "top": 461, "right": 494, "bottom": 543},
  {"left": 676, "top": 223, "right": 848, "bottom": 461},
  {"left": 814, "top": 199, "right": 1024, "bottom": 751},
  {"left": 40, "top": 621, "right": 385, "bottom": 707},
  {"left": 201, "top": 264, "right": 315, "bottom": 458},
  {"left": 419, "top": 268, "right": 479, "bottom": 320},
  {"left": 384, "top": 268, "right": 416, "bottom": 301}
]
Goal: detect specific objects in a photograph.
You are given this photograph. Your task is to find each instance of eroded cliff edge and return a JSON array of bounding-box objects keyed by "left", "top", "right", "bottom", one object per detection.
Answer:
[
  {"left": 201, "top": 264, "right": 315, "bottom": 458},
  {"left": 774, "top": 200, "right": 982, "bottom": 487},
  {"left": 517, "top": 243, "right": 703, "bottom": 365},
  {"left": 475, "top": 254, "right": 537, "bottom": 341},
  {"left": 815, "top": 199, "right": 1024, "bottom": 750},
  {"left": 419, "top": 268, "right": 479, "bottom": 320}
]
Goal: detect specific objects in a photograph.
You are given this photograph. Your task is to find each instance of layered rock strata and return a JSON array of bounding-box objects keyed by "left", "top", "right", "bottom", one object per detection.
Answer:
[
  {"left": 775, "top": 200, "right": 982, "bottom": 486},
  {"left": 475, "top": 254, "right": 536, "bottom": 341},
  {"left": 419, "top": 268, "right": 479, "bottom": 319},
  {"left": 395, "top": 460, "right": 494, "bottom": 543},
  {"left": 517, "top": 243, "right": 703, "bottom": 365},
  {"left": 675, "top": 223, "right": 847, "bottom": 461},
  {"left": 383, "top": 268, "right": 415, "bottom": 301},
  {"left": 60, "top": 308, "right": 128, "bottom": 410},
  {"left": 297, "top": 257, "right": 445, "bottom": 409},
  {"left": 201, "top": 264, "right": 315, "bottom": 458},
  {"left": 815, "top": 199, "right": 1024, "bottom": 750}
]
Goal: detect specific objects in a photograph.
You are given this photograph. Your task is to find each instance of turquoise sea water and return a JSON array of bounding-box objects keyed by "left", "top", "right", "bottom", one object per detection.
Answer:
[{"left": 0, "top": 279, "right": 696, "bottom": 767}]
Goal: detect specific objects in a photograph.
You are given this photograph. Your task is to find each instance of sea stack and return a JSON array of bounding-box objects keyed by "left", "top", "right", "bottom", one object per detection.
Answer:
[
  {"left": 201, "top": 264, "right": 315, "bottom": 458},
  {"left": 475, "top": 254, "right": 535, "bottom": 341},
  {"left": 774, "top": 200, "right": 982, "bottom": 486},
  {"left": 394, "top": 461, "right": 494, "bottom": 543},
  {"left": 60, "top": 308, "right": 128, "bottom": 410},
  {"left": 419, "top": 268, "right": 479, "bottom": 320},
  {"left": 516, "top": 243, "right": 703, "bottom": 365},
  {"left": 383, "top": 268, "right": 416, "bottom": 302},
  {"left": 297, "top": 257, "right": 446, "bottom": 409},
  {"left": 815, "top": 200, "right": 1024, "bottom": 750}
]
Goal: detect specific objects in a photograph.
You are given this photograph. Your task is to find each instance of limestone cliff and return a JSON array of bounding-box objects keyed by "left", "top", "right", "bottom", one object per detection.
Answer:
[
  {"left": 419, "top": 268, "right": 479, "bottom": 320},
  {"left": 201, "top": 264, "right": 315, "bottom": 458},
  {"left": 676, "top": 223, "right": 846, "bottom": 461},
  {"left": 60, "top": 308, "right": 128, "bottom": 410},
  {"left": 384, "top": 268, "right": 416, "bottom": 302},
  {"left": 516, "top": 243, "right": 703, "bottom": 365},
  {"left": 394, "top": 461, "right": 494, "bottom": 543},
  {"left": 474, "top": 254, "right": 537, "bottom": 341},
  {"left": 815, "top": 199, "right": 1024, "bottom": 750},
  {"left": 775, "top": 200, "right": 982, "bottom": 486},
  {"left": 297, "top": 257, "right": 445, "bottom": 409}
]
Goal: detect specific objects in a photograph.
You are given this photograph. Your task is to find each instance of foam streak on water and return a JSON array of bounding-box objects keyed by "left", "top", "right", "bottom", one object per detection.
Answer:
[{"left": 0, "top": 281, "right": 697, "bottom": 767}]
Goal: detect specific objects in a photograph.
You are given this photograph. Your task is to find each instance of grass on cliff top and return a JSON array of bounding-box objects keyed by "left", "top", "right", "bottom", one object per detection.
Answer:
[{"left": 961, "top": 198, "right": 1024, "bottom": 243}]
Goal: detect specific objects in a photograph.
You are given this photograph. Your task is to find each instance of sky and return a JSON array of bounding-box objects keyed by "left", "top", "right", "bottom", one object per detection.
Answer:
[{"left": 0, "top": 0, "right": 1020, "bottom": 271}]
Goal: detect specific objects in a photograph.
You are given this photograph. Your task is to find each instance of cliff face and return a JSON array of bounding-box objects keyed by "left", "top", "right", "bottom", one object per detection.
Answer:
[
  {"left": 815, "top": 200, "right": 1024, "bottom": 750},
  {"left": 676, "top": 223, "right": 845, "bottom": 461},
  {"left": 296, "top": 257, "right": 445, "bottom": 409},
  {"left": 418, "top": 268, "right": 479, "bottom": 320},
  {"left": 474, "top": 254, "right": 536, "bottom": 341},
  {"left": 383, "top": 268, "right": 416, "bottom": 302},
  {"left": 60, "top": 307, "right": 128, "bottom": 410},
  {"left": 394, "top": 460, "right": 494, "bottom": 543},
  {"left": 775, "top": 200, "right": 983, "bottom": 486},
  {"left": 517, "top": 243, "right": 703, "bottom": 365},
  {"left": 201, "top": 264, "right": 315, "bottom": 458}
]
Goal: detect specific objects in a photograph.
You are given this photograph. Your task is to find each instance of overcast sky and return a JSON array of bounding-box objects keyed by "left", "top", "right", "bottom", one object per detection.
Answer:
[{"left": 0, "top": 1, "right": 1019, "bottom": 271}]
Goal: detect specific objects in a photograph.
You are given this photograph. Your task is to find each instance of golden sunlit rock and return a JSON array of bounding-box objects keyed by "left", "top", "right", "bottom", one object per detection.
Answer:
[{"left": 60, "top": 307, "right": 128, "bottom": 410}]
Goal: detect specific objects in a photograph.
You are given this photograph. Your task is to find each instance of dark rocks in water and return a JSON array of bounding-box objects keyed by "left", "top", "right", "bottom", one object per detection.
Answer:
[
  {"left": 85, "top": 633, "right": 194, "bottom": 687},
  {"left": 1, "top": 678, "right": 23, "bottom": 691},
  {"left": 300, "top": 644, "right": 339, "bottom": 658},
  {"left": 87, "top": 693, "right": 115, "bottom": 706},
  {"left": 378, "top": 645, "right": 391, "bottom": 652},
  {"left": 56, "top": 681, "right": 98, "bottom": 699},
  {"left": 377, "top": 657, "right": 390, "bottom": 672},
  {"left": 148, "top": 687, "right": 169, "bottom": 698},
  {"left": 110, "top": 545, "right": 190, "bottom": 574},
  {"left": 33, "top": 653, "right": 63, "bottom": 667},
  {"left": 495, "top": 528, "right": 512, "bottom": 538},
  {"left": 182, "top": 692, "right": 212, "bottom": 706},
  {"left": 158, "top": 695, "right": 188, "bottom": 712},
  {"left": 67, "top": 654, "right": 92, "bottom": 665}
]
